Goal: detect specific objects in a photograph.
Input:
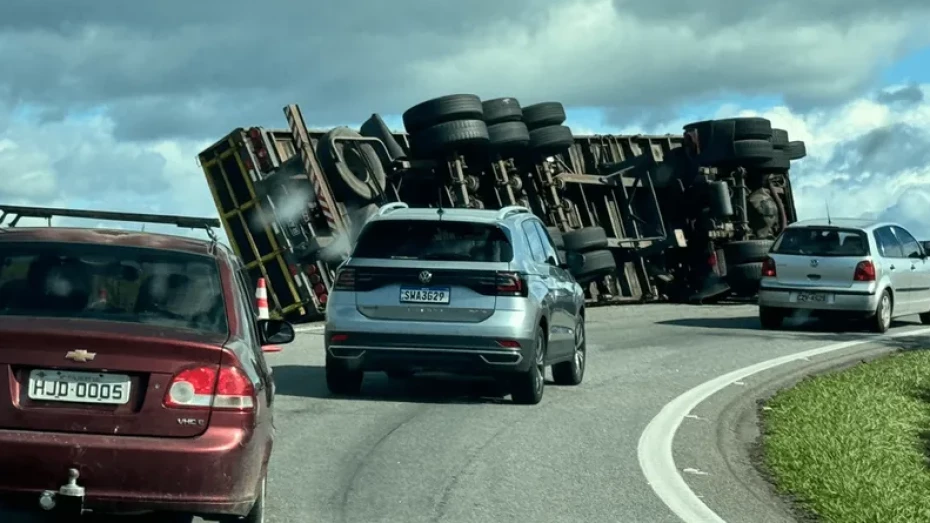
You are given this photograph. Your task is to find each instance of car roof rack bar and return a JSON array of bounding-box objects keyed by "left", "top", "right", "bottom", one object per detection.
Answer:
[
  {"left": 497, "top": 205, "right": 531, "bottom": 220},
  {"left": 377, "top": 202, "right": 409, "bottom": 216},
  {"left": 0, "top": 204, "right": 222, "bottom": 240}
]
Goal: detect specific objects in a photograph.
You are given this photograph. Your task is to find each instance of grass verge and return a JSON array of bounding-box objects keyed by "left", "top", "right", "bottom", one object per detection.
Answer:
[{"left": 761, "top": 350, "right": 930, "bottom": 523}]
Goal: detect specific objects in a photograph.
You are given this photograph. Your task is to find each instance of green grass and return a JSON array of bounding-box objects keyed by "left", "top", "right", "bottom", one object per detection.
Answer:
[{"left": 762, "top": 350, "right": 930, "bottom": 523}]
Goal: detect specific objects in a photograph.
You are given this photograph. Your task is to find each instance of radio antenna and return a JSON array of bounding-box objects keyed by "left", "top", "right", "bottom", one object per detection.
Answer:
[{"left": 825, "top": 200, "right": 832, "bottom": 225}]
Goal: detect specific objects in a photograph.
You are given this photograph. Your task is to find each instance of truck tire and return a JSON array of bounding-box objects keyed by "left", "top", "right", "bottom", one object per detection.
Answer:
[
  {"left": 573, "top": 249, "right": 617, "bottom": 282},
  {"left": 723, "top": 240, "right": 774, "bottom": 265},
  {"left": 785, "top": 140, "right": 807, "bottom": 160},
  {"left": 402, "top": 94, "right": 484, "bottom": 134},
  {"left": 563, "top": 226, "right": 608, "bottom": 252},
  {"left": 529, "top": 125, "right": 574, "bottom": 153},
  {"left": 317, "top": 127, "right": 388, "bottom": 202},
  {"left": 731, "top": 139, "right": 775, "bottom": 162},
  {"left": 726, "top": 262, "right": 763, "bottom": 296},
  {"left": 482, "top": 98, "right": 523, "bottom": 124},
  {"left": 487, "top": 121, "right": 531, "bottom": 149},
  {"left": 756, "top": 149, "right": 790, "bottom": 173},
  {"left": 411, "top": 119, "right": 489, "bottom": 157},
  {"left": 715, "top": 117, "right": 773, "bottom": 140},
  {"left": 522, "top": 102, "right": 567, "bottom": 129},
  {"left": 360, "top": 113, "right": 407, "bottom": 161},
  {"left": 546, "top": 227, "right": 565, "bottom": 249},
  {"left": 770, "top": 128, "right": 789, "bottom": 149}
]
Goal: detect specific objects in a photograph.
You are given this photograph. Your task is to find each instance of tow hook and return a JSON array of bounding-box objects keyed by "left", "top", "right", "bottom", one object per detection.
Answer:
[{"left": 39, "top": 468, "right": 86, "bottom": 514}]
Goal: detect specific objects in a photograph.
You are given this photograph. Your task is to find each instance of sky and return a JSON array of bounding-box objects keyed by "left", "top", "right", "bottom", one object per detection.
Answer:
[{"left": 2, "top": 0, "right": 930, "bottom": 240}]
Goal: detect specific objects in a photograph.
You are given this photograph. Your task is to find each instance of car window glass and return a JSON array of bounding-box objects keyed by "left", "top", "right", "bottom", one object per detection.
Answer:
[
  {"left": 875, "top": 227, "right": 904, "bottom": 258},
  {"left": 532, "top": 221, "right": 559, "bottom": 264},
  {"left": 0, "top": 242, "right": 227, "bottom": 334},
  {"left": 234, "top": 267, "right": 268, "bottom": 380},
  {"left": 892, "top": 226, "right": 921, "bottom": 258},
  {"left": 521, "top": 222, "right": 546, "bottom": 263},
  {"left": 772, "top": 227, "right": 868, "bottom": 257},
  {"left": 352, "top": 220, "right": 513, "bottom": 262}
]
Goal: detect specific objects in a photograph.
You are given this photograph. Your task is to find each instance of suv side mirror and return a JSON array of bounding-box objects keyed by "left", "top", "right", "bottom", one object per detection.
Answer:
[{"left": 258, "top": 319, "right": 296, "bottom": 347}]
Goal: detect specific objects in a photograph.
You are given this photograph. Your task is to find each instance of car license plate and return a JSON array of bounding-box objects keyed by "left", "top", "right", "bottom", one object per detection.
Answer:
[
  {"left": 27, "top": 369, "right": 131, "bottom": 405},
  {"left": 796, "top": 292, "right": 829, "bottom": 303},
  {"left": 399, "top": 286, "right": 451, "bottom": 304}
]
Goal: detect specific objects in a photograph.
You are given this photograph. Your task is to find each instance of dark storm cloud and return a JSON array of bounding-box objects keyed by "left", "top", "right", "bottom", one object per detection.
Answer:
[
  {"left": 1, "top": 0, "right": 929, "bottom": 141},
  {"left": 822, "top": 123, "right": 930, "bottom": 189},
  {"left": 876, "top": 84, "right": 925, "bottom": 105}
]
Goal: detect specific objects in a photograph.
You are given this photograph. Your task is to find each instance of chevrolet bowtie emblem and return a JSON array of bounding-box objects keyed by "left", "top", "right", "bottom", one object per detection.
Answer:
[{"left": 65, "top": 350, "right": 96, "bottom": 363}]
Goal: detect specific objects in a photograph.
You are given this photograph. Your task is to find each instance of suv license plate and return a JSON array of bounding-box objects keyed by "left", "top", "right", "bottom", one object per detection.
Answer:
[
  {"left": 400, "top": 287, "right": 451, "bottom": 304},
  {"left": 796, "top": 292, "right": 829, "bottom": 303},
  {"left": 27, "top": 369, "right": 131, "bottom": 405}
]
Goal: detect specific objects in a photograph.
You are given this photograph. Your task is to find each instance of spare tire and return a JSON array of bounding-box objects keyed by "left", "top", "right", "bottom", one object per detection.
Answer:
[
  {"left": 522, "top": 102, "right": 567, "bottom": 129},
  {"left": 756, "top": 149, "right": 790, "bottom": 173},
  {"left": 546, "top": 227, "right": 565, "bottom": 249},
  {"left": 317, "top": 127, "right": 388, "bottom": 202},
  {"left": 714, "top": 117, "right": 773, "bottom": 140},
  {"left": 410, "top": 119, "right": 489, "bottom": 157},
  {"left": 573, "top": 249, "right": 617, "bottom": 282},
  {"left": 730, "top": 139, "right": 775, "bottom": 163},
  {"left": 488, "top": 121, "right": 530, "bottom": 150},
  {"left": 529, "top": 125, "right": 574, "bottom": 153},
  {"left": 360, "top": 113, "right": 406, "bottom": 161},
  {"left": 403, "top": 94, "right": 484, "bottom": 134},
  {"left": 483, "top": 98, "right": 523, "bottom": 124},
  {"left": 563, "top": 226, "right": 608, "bottom": 252},
  {"left": 770, "top": 128, "right": 789, "bottom": 149},
  {"left": 723, "top": 239, "right": 774, "bottom": 265}
]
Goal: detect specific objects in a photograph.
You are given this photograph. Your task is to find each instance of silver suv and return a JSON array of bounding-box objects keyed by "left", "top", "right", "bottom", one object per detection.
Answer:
[
  {"left": 323, "top": 203, "right": 587, "bottom": 405},
  {"left": 758, "top": 218, "right": 930, "bottom": 332}
]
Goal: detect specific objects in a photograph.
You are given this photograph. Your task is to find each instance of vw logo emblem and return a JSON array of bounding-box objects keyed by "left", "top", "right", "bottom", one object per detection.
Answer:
[
  {"left": 418, "top": 270, "right": 432, "bottom": 284},
  {"left": 810, "top": 259, "right": 819, "bottom": 268}
]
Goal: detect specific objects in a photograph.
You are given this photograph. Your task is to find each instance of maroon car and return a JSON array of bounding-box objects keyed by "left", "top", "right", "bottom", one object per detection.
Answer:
[{"left": 0, "top": 225, "right": 294, "bottom": 522}]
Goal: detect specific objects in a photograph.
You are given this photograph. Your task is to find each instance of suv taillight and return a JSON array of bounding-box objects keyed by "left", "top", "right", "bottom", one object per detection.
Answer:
[
  {"left": 496, "top": 271, "right": 528, "bottom": 297},
  {"left": 761, "top": 257, "right": 776, "bottom": 278},
  {"left": 854, "top": 260, "right": 876, "bottom": 282},
  {"left": 164, "top": 358, "right": 255, "bottom": 411},
  {"left": 334, "top": 268, "right": 356, "bottom": 291}
]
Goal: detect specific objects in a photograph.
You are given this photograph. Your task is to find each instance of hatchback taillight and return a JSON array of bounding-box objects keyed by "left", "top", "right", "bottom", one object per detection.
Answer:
[
  {"left": 334, "top": 268, "right": 356, "bottom": 291},
  {"left": 164, "top": 359, "right": 255, "bottom": 411},
  {"left": 854, "top": 260, "right": 876, "bottom": 282},
  {"left": 761, "top": 257, "right": 776, "bottom": 278},
  {"left": 496, "top": 272, "right": 528, "bottom": 297}
]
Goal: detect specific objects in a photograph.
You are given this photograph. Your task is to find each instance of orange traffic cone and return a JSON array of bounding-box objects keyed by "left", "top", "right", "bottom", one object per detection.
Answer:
[{"left": 256, "top": 278, "right": 282, "bottom": 353}]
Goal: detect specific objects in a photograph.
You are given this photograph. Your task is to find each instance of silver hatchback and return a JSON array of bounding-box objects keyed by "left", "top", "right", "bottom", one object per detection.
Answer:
[
  {"left": 323, "top": 204, "right": 587, "bottom": 405},
  {"left": 758, "top": 218, "right": 930, "bottom": 332}
]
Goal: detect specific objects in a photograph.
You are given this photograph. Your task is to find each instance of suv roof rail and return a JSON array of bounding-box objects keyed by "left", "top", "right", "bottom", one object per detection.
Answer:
[
  {"left": 377, "top": 202, "right": 409, "bottom": 216},
  {"left": 497, "top": 205, "right": 532, "bottom": 220},
  {"left": 0, "top": 204, "right": 222, "bottom": 242}
]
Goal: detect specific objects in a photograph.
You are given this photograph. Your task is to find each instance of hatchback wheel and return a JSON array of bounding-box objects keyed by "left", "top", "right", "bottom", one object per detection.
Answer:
[
  {"left": 326, "top": 355, "right": 363, "bottom": 395},
  {"left": 552, "top": 315, "right": 585, "bottom": 386},
  {"left": 870, "top": 290, "right": 892, "bottom": 333},
  {"left": 511, "top": 326, "right": 546, "bottom": 405}
]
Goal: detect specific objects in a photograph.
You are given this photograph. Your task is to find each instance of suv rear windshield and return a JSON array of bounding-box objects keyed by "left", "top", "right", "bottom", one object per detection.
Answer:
[
  {"left": 772, "top": 227, "right": 870, "bottom": 257},
  {"left": 352, "top": 220, "right": 513, "bottom": 262},
  {"left": 0, "top": 242, "right": 228, "bottom": 334}
]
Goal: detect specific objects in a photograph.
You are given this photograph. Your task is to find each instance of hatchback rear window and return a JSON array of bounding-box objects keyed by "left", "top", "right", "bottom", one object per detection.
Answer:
[
  {"left": 352, "top": 220, "right": 513, "bottom": 262},
  {"left": 0, "top": 242, "right": 227, "bottom": 334},
  {"left": 772, "top": 227, "right": 870, "bottom": 257}
]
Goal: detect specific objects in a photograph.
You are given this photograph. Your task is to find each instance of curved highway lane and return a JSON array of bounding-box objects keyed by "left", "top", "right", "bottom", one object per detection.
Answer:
[{"left": 257, "top": 304, "right": 930, "bottom": 523}]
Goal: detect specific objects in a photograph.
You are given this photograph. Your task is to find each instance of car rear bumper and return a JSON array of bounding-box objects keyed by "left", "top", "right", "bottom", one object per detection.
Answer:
[
  {"left": 758, "top": 286, "right": 878, "bottom": 312},
  {"left": 0, "top": 422, "right": 270, "bottom": 517}
]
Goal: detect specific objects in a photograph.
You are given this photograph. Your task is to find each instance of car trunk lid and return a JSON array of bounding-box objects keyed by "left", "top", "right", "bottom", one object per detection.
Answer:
[
  {"left": 0, "top": 317, "right": 228, "bottom": 438},
  {"left": 768, "top": 226, "right": 870, "bottom": 288}
]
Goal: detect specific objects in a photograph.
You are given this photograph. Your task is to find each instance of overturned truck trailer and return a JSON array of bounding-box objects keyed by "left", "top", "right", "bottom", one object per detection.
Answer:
[{"left": 198, "top": 95, "right": 805, "bottom": 321}]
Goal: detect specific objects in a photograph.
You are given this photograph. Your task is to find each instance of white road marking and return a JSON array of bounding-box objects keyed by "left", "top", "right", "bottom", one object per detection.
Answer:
[
  {"left": 294, "top": 324, "right": 325, "bottom": 333},
  {"left": 637, "top": 327, "right": 930, "bottom": 523}
]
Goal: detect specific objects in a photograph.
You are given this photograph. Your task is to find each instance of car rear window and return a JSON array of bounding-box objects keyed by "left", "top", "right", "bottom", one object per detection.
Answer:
[
  {"left": 0, "top": 242, "right": 228, "bottom": 334},
  {"left": 772, "top": 227, "right": 870, "bottom": 257},
  {"left": 352, "top": 220, "right": 513, "bottom": 262}
]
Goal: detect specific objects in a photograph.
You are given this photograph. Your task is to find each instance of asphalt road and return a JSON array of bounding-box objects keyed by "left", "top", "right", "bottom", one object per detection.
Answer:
[{"left": 253, "top": 304, "right": 930, "bottom": 523}]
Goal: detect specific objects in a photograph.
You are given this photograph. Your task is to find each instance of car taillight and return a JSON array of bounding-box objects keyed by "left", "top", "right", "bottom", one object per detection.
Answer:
[
  {"left": 496, "top": 272, "right": 528, "bottom": 297},
  {"left": 761, "top": 257, "right": 776, "bottom": 277},
  {"left": 164, "top": 360, "right": 255, "bottom": 411},
  {"left": 334, "top": 268, "right": 356, "bottom": 290},
  {"left": 854, "top": 260, "right": 876, "bottom": 282},
  {"left": 707, "top": 251, "right": 718, "bottom": 267}
]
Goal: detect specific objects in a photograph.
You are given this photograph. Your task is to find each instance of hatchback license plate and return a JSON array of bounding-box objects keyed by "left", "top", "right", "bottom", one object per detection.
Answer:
[
  {"left": 400, "top": 286, "right": 451, "bottom": 304},
  {"left": 796, "top": 292, "right": 828, "bottom": 303},
  {"left": 27, "top": 369, "right": 131, "bottom": 405}
]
